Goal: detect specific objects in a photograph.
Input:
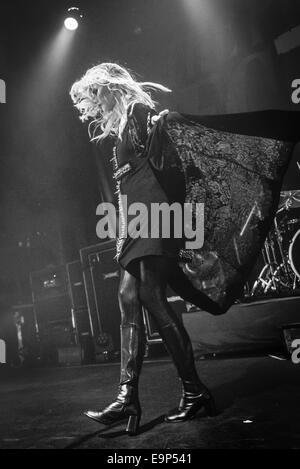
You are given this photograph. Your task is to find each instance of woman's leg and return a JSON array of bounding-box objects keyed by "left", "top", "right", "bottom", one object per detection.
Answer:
[
  {"left": 84, "top": 267, "right": 144, "bottom": 435},
  {"left": 138, "top": 256, "right": 215, "bottom": 422},
  {"left": 118, "top": 268, "right": 146, "bottom": 387}
]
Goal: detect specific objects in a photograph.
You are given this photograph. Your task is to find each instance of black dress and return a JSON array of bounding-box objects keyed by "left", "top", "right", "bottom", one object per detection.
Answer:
[{"left": 112, "top": 103, "right": 299, "bottom": 308}]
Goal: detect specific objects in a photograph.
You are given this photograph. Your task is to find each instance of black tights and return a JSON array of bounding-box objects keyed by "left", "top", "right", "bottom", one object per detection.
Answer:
[
  {"left": 138, "top": 256, "right": 182, "bottom": 329},
  {"left": 119, "top": 256, "right": 186, "bottom": 329},
  {"left": 118, "top": 256, "right": 204, "bottom": 389}
]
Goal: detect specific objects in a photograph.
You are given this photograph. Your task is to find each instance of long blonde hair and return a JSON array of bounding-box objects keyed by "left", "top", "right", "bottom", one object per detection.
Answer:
[{"left": 70, "top": 62, "right": 172, "bottom": 142}]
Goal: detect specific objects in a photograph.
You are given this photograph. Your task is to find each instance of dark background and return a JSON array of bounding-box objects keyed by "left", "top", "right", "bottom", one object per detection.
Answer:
[{"left": 0, "top": 0, "right": 299, "bottom": 309}]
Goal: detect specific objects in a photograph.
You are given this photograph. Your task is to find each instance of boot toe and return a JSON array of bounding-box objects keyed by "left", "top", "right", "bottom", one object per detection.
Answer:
[
  {"left": 165, "top": 409, "right": 188, "bottom": 423},
  {"left": 83, "top": 410, "right": 103, "bottom": 424}
]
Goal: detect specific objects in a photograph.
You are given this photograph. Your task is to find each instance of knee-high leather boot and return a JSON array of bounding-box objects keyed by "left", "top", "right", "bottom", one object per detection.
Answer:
[
  {"left": 84, "top": 323, "right": 146, "bottom": 435},
  {"left": 157, "top": 321, "right": 216, "bottom": 422}
]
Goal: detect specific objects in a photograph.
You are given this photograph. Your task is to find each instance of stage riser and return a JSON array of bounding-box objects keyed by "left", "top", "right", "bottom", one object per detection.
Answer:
[{"left": 183, "top": 297, "right": 300, "bottom": 354}]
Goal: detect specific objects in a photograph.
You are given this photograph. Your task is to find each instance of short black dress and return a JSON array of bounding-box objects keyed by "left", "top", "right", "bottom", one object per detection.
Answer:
[{"left": 112, "top": 103, "right": 299, "bottom": 308}]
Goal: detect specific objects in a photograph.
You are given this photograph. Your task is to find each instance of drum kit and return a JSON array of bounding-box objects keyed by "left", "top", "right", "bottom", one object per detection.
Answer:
[{"left": 250, "top": 189, "right": 300, "bottom": 296}]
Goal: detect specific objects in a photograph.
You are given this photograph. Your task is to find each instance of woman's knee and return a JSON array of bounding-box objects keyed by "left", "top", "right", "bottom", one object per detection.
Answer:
[
  {"left": 138, "top": 257, "right": 169, "bottom": 309},
  {"left": 119, "top": 284, "right": 139, "bottom": 309},
  {"left": 139, "top": 281, "right": 166, "bottom": 310},
  {"left": 118, "top": 270, "right": 141, "bottom": 319}
]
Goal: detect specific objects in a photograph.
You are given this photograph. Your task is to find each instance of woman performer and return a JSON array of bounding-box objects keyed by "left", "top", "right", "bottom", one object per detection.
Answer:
[{"left": 70, "top": 62, "right": 298, "bottom": 435}]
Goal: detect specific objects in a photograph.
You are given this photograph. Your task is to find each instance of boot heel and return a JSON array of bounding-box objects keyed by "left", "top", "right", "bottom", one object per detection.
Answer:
[{"left": 126, "top": 414, "right": 140, "bottom": 435}]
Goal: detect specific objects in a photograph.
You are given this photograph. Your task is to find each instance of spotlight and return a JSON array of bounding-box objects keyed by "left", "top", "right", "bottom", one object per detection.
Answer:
[
  {"left": 64, "top": 7, "right": 83, "bottom": 31},
  {"left": 64, "top": 17, "right": 78, "bottom": 31}
]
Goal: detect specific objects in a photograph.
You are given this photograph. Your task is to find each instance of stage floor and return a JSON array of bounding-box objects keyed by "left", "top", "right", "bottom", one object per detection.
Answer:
[{"left": 1, "top": 353, "right": 300, "bottom": 449}]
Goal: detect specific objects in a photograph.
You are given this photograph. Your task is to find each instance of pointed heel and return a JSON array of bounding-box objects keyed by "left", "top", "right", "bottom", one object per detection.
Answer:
[{"left": 126, "top": 414, "right": 140, "bottom": 436}]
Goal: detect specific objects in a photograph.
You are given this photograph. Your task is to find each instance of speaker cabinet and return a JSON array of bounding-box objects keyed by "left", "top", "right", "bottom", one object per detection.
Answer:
[
  {"left": 11, "top": 303, "right": 39, "bottom": 364},
  {"left": 80, "top": 241, "right": 121, "bottom": 352},
  {"left": 30, "top": 265, "right": 69, "bottom": 303},
  {"left": 66, "top": 260, "right": 91, "bottom": 342},
  {"left": 30, "top": 265, "right": 76, "bottom": 355},
  {"left": 66, "top": 260, "right": 87, "bottom": 310}
]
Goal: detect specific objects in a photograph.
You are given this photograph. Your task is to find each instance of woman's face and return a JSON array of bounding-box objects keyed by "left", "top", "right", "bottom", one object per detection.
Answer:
[
  {"left": 98, "top": 87, "right": 115, "bottom": 115},
  {"left": 72, "top": 83, "right": 115, "bottom": 121}
]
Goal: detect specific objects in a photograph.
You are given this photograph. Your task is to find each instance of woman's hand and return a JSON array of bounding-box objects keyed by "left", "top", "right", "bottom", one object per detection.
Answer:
[{"left": 151, "top": 109, "right": 169, "bottom": 125}]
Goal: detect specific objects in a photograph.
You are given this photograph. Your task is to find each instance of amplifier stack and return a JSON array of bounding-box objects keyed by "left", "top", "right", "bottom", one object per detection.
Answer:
[{"left": 28, "top": 241, "right": 189, "bottom": 365}]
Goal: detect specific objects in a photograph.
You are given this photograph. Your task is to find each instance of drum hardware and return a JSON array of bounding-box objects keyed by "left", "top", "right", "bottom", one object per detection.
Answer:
[
  {"left": 289, "top": 229, "right": 300, "bottom": 282},
  {"left": 250, "top": 192, "right": 300, "bottom": 297},
  {"left": 287, "top": 218, "right": 300, "bottom": 226},
  {"left": 251, "top": 240, "right": 291, "bottom": 296},
  {"left": 240, "top": 201, "right": 262, "bottom": 237},
  {"left": 273, "top": 217, "right": 292, "bottom": 281},
  {"left": 236, "top": 202, "right": 262, "bottom": 298},
  {"left": 278, "top": 190, "right": 300, "bottom": 211}
]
